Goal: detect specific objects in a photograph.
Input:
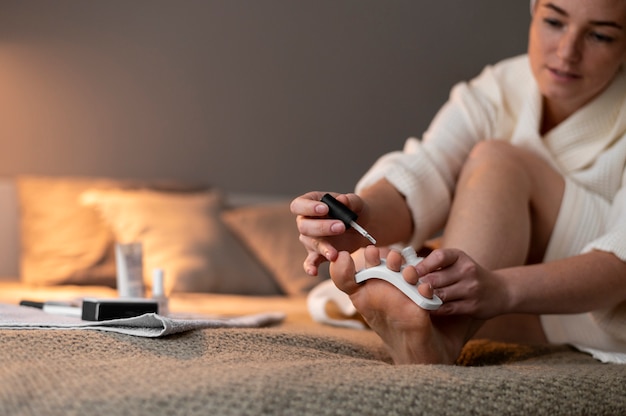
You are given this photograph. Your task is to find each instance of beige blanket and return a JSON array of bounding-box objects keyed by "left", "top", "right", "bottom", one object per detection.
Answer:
[{"left": 1, "top": 286, "right": 625, "bottom": 415}]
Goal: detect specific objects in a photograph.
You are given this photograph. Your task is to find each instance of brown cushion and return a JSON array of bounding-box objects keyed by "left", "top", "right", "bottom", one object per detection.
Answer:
[
  {"left": 17, "top": 175, "right": 123, "bottom": 286},
  {"left": 221, "top": 202, "right": 328, "bottom": 296}
]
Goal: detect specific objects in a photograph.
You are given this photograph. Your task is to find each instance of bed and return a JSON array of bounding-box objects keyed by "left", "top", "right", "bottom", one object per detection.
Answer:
[{"left": 1, "top": 175, "right": 625, "bottom": 416}]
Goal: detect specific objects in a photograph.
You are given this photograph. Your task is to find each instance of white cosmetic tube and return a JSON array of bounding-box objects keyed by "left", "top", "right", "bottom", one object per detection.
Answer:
[
  {"left": 151, "top": 268, "right": 169, "bottom": 316},
  {"left": 115, "top": 242, "right": 145, "bottom": 298}
]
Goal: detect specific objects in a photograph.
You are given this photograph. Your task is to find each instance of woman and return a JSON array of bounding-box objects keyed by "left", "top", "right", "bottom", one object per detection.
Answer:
[{"left": 290, "top": 0, "right": 626, "bottom": 364}]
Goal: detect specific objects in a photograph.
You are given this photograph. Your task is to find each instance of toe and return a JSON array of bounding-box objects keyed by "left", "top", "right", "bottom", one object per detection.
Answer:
[
  {"left": 386, "top": 250, "right": 403, "bottom": 272},
  {"left": 329, "top": 251, "right": 359, "bottom": 295},
  {"left": 363, "top": 245, "right": 383, "bottom": 268},
  {"left": 402, "top": 266, "right": 420, "bottom": 285},
  {"left": 417, "top": 282, "right": 434, "bottom": 299}
]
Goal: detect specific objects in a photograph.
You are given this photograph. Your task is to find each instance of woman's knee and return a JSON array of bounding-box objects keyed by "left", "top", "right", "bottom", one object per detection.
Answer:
[
  {"left": 459, "top": 140, "right": 565, "bottom": 248},
  {"left": 462, "top": 140, "right": 558, "bottom": 184},
  {"left": 460, "top": 140, "right": 532, "bottom": 185},
  {"left": 467, "top": 140, "right": 524, "bottom": 166}
]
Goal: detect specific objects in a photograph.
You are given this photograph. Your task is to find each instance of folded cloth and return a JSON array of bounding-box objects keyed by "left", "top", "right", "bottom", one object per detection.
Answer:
[
  {"left": 307, "top": 280, "right": 366, "bottom": 330},
  {"left": 0, "top": 303, "right": 285, "bottom": 337}
]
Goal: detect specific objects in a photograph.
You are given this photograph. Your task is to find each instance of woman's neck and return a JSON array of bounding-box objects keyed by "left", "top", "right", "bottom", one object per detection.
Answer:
[{"left": 540, "top": 98, "right": 577, "bottom": 136}]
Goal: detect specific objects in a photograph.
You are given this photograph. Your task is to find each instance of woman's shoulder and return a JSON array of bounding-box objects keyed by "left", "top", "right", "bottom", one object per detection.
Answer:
[
  {"left": 458, "top": 54, "right": 534, "bottom": 110},
  {"left": 474, "top": 54, "right": 532, "bottom": 88},
  {"left": 491, "top": 54, "right": 530, "bottom": 71}
]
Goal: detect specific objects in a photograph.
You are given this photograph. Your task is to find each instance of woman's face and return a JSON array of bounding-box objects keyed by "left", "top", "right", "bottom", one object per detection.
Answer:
[{"left": 528, "top": 0, "right": 626, "bottom": 118}]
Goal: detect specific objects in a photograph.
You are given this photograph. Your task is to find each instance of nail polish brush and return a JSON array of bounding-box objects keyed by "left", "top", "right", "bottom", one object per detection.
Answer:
[{"left": 321, "top": 193, "right": 376, "bottom": 244}]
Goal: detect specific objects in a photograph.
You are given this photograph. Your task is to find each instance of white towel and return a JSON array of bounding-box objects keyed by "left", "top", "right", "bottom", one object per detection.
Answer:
[
  {"left": 307, "top": 280, "right": 366, "bottom": 330},
  {"left": 0, "top": 303, "right": 285, "bottom": 337}
]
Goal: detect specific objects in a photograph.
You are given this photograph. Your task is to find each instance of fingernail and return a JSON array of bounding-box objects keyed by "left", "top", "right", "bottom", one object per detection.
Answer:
[
  {"left": 315, "top": 204, "right": 327, "bottom": 214},
  {"left": 330, "top": 223, "right": 343, "bottom": 233}
]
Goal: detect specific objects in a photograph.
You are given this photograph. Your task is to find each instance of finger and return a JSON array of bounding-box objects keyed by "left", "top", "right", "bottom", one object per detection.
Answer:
[
  {"left": 414, "top": 248, "right": 460, "bottom": 276},
  {"left": 419, "top": 269, "right": 465, "bottom": 293},
  {"left": 334, "top": 193, "right": 364, "bottom": 214},
  {"left": 291, "top": 191, "right": 361, "bottom": 219},
  {"left": 289, "top": 191, "right": 331, "bottom": 217},
  {"left": 429, "top": 299, "right": 475, "bottom": 316},
  {"left": 432, "top": 280, "right": 471, "bottom": 303},
  {"left": 303, "top": 251, "right": 327, "bottom": 276},
  {"left": 296, "top": 214, "right": 347, "bottom": 238},
  {"left": 298, "top": 235, "right": 338, "bottom": 262}
]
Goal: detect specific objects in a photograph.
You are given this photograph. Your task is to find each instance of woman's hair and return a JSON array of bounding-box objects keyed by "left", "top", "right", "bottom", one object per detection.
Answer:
[{"left": 530, "top": 0, "right": 537, "bottom": 14}]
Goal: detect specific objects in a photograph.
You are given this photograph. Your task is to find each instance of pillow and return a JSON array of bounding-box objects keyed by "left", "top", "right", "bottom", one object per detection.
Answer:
[
  {"left": 221, "top": 202, "right": 329, "bottom": 296},
  {"left": 0, "top": 177, "right": 20, "bottom": 279},
  {"left": 81, "top": 188, "right": 281, "bottom": 295},
  {"left": 17, "top": 175, "right": 122, "bottom": 286}
]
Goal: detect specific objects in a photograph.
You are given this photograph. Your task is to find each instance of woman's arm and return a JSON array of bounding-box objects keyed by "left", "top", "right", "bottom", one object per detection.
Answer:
[
  {"left": 502, "top": 250, "right": 626, "bottom": 315},
  {"left": 357, "top": 178, "right": 413, "bottom": 246},
  {"left": 416, "top": 248, "right": 626, "bottom": 318}
]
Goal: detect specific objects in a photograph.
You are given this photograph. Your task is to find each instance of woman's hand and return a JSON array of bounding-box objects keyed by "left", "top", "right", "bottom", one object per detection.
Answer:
[
  {"left": 414, "top": 248, "right": 511, "bottom": 319},
  {"left": 290, "top": 191, "right": 370, "bottom": 276}
]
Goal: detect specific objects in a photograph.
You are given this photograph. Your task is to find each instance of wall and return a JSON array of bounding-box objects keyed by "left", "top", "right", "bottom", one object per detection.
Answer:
[{"left": 0, "top": 1, "right": 530, "bottom": 195}]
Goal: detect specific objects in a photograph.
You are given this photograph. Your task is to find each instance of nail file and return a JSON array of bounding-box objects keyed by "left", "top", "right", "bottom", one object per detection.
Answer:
[
  {"left": 19, "top": 300, "right": 82, "bottom": 318},
  {"left": 321, "top": 194, "right": 376, "bottom": 244}
]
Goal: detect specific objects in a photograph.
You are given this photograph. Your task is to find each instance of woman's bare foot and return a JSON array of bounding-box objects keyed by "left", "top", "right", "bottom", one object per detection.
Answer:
[{"left": 330, "top": 246, "right": 470, "bottom": 364}]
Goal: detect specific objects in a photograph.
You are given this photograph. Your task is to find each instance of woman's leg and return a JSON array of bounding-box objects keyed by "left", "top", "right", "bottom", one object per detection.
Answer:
[
  {"left": 441, "top": 140, "right": 564, "bottom": 268},
  {"left": 442, "top": 141, "right": 564, "bottom": 344},
  {"left": 330, "top": 141, "right": 565, "bottom": 363}
]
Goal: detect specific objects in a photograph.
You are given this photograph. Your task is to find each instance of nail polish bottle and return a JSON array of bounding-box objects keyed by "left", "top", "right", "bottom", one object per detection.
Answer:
[{"left": 151, "top": 268, "right": 169, "bottom": 317}]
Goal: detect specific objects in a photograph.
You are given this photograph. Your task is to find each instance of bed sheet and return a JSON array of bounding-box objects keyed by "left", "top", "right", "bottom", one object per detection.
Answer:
[{"left": 2, "top": 283, "right": 626, "bottom": 415}]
